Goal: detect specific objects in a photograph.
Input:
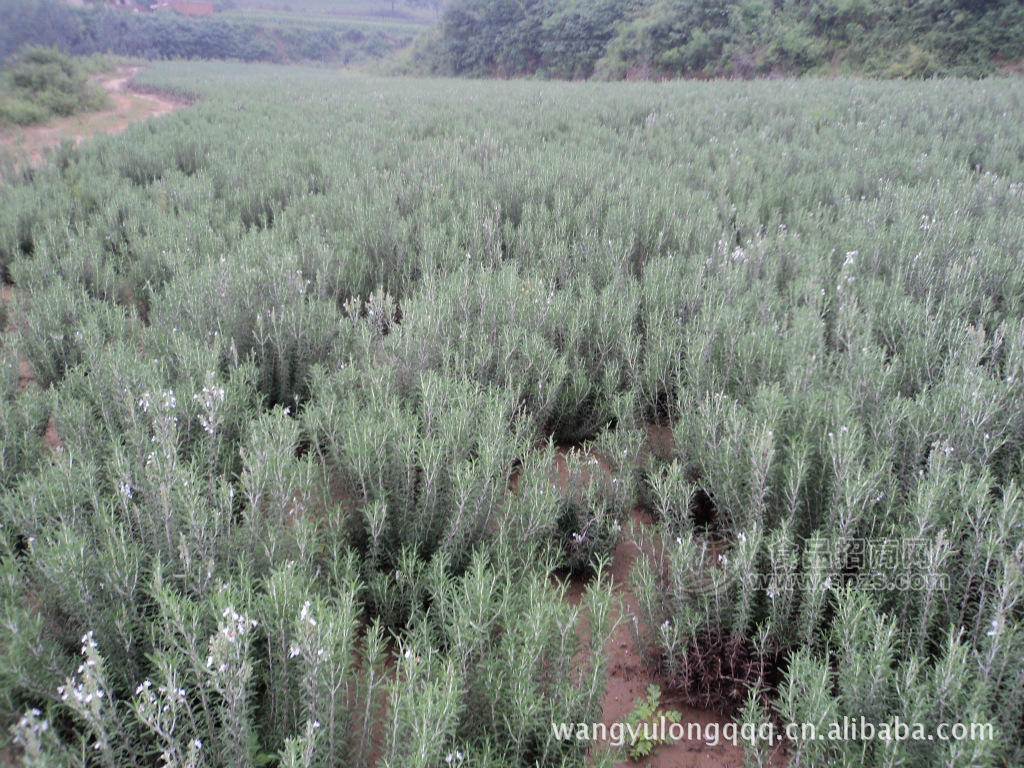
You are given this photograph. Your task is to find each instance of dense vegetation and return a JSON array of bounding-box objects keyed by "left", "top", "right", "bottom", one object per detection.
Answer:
[
  {"left": 1, "top": 62, "right": 1024, "bottom": 767},
  {"left": 0, "top": 46, "right": 108, "bottom": 127},
  {"left": 0, "top": 0, "right": 415, "bottom": 66},
  {"left": 224, "top": 0, "right": 438, "bottom": 22},
  {"left": 408, "top": 0, "right": 1024, "bottom": 78}
]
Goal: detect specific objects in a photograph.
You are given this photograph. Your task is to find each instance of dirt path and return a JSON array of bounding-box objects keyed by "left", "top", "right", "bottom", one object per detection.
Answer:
[
  {"left": 0, "top": 66, "right": 187, "bottom": 169},
  {"left": 541, "top": 444, "right": 752, "bottom": 768},
  {"left": 567, "top": 514, "right": 749, "bottom": 768}
]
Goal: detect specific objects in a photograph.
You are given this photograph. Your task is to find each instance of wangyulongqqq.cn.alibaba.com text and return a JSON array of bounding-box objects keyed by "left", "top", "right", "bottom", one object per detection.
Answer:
[{"left": 552, "top": 716, "right": 996, "bottom": 750}]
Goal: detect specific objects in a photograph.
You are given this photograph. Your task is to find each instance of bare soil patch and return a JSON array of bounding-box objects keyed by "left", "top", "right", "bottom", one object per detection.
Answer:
[
  {"left": 994, "top": 55, "right": 1024, "bottom": 75},
  {"left": 589, "top": 507, "right": 750, "bottom": 768},
  {"left": 530, "top": 440, "right": 753, "bottom": 768},
  {"left": 644, "top": 422, "right": 674, "bottom": 462},
  {"left": 0, "top": 66, "right": 189, "bottom": 170}
]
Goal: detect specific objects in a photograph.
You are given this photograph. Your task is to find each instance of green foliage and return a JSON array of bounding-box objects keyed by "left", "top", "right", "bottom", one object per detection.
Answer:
[
  {"left": 0, "top": 62, "right": 1023, "bottom": 767},
  {"left": 624, "top": 684, "right": 680, "bottom": 760},
  {"left": 0, "top": 46, "right": 108, "bottom": 127},
  {"left": 0, "top": 0, "right": 416, "bottom": 67},
  {"left": 417, "top": 0, "right": 1024, "bottom": 78},
  {"left": 0, "top": 349, "right": 50, "bottom": 490}
]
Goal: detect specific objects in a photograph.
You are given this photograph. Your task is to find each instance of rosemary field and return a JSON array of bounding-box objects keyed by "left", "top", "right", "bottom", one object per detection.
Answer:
[{"left": 1, "top": 62, "right": 1022, "bottom": 767}]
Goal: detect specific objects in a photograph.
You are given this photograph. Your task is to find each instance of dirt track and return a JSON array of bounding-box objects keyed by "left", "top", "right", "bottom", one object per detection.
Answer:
[
  {"left": 0, "top": 66, "right": 187, "bottom": 169},
  {"left": 540, "top": 444, "right": 764, "bottom": 768}
]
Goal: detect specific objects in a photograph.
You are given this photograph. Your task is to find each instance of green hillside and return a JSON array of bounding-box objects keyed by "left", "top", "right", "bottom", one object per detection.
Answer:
[
  {"left": 0, "top": 0, "right": 418, "bottom": 66},
  {"left": 408, "top": 0, "right": 1024, "bottom": 78}
]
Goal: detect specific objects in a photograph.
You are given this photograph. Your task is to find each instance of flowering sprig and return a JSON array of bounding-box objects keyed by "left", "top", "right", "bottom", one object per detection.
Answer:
[
  {"left": 287, "top": 592, "right": 359, "bottom": 765},
  {"left": 10, "top": 708, "right": 65, "bottom": 768},
  {"left": 194, "top": 371, "right": 226, "bottom": 436},
  {"left": 130, "top": 664, "right": 201, "bottom": 768},
  {"left": 57, "top": 631, "right": 118, "bottom": 768},
  {"left": 206, "top": 606, "right": 258, "bottom": 768},
  {"left": 139, "top": 388, "right": 180, "bottom": 472}
]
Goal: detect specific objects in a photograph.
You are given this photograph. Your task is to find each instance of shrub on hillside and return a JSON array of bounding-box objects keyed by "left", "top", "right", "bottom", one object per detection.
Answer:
[{"left": 0, "top": 46, "right": 108, "bottom": 127}]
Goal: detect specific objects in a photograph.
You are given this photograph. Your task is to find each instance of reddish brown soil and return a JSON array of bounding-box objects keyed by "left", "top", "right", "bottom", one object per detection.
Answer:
[
  {"left": 352, "top": 632, "right": 400, "bottom": 768},
  {"left": 644, "top": 422, "right": 674, "bottom": 462},
  {"left": 43, "top": 416, "right": 63, "bottom": 451},
  {"left": 552, "top": 443, "right": 614, "bottom": 485},
  {"left": 532, "top": 439, "right": 753, "bottom": 768},
  {"left": 571, "top": 508, "right": 749, "bottom": 768},
  {"left": 994, "top": 55, "right": 1024, "bottom": 75},
  {"left": 15, "top": 358, "right": 33, "bottom": 391}
]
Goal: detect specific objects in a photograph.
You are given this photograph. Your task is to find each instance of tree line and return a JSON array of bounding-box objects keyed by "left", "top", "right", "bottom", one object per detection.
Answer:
[{"left": 408, "top": 0, "right": 1024, "bottom": 78}]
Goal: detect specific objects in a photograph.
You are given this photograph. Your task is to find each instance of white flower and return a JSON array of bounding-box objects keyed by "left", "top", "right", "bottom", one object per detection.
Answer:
[{"left": 161, "top": 390, "right": 177, "bottom": 410}]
